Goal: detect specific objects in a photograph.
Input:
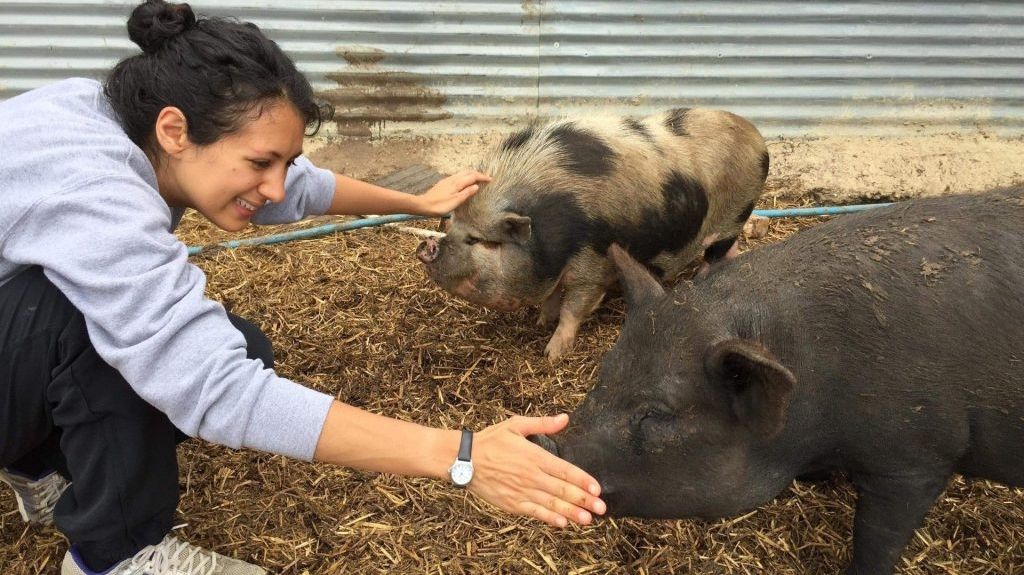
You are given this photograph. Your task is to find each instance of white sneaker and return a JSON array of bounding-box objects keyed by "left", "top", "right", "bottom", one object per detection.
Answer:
[
  {"left": 61, "top": 535, "right": 268, "bottom": 575},
  {"left": 0, "top": 468, "right": 69, "bottom": 526}
]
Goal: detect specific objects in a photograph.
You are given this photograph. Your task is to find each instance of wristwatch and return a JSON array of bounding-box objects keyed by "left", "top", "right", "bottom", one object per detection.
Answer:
[{"left": 448, "top": 428, "right": 474, "bottom": 487}]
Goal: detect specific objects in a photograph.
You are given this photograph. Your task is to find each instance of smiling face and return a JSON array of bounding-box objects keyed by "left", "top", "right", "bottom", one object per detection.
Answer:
[{"left": 154, "top": 99, "right": 305, "bottom": 232}]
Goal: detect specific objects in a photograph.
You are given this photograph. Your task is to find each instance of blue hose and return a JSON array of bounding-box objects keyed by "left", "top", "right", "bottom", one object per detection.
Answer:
[
  {"left": 753, "top": 203, "right": 891, "bottom": 218},
  {"left": 187, "top": 214, "right": 431, "bottom": 256},
  {"left": 187, "top": 203, "right": 892, "bottom": 256}
]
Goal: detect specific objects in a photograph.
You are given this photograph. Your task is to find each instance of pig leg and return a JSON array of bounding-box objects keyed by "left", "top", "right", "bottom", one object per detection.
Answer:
[
  {"left": 698, "top": 235, "right": 739, "bottom": 278},
  {"left": 538, "top": 287, "right": 562, "bottom": 327},
  {"left": 544, "top": 284, "right": 605, "bottom": 361},
  {"left": 703, "top": 235, "right": 740, "bottom": 263},
  {"left": 843, "top": 472, "right": 950, "bottom": 575}
]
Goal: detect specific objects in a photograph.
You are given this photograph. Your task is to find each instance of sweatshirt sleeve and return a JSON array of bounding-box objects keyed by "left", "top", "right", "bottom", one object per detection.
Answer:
[
  {"left": 2, "top": 175, "right": 335, "bottom": 460},
  {"left": 251, "top": 156, "right": 336, "bottom": 225}
]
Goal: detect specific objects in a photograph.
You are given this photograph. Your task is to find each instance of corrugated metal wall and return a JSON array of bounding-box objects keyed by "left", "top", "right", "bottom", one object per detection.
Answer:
[{"left": 2, "top": 1, "right": 1022, "bottom": 136}]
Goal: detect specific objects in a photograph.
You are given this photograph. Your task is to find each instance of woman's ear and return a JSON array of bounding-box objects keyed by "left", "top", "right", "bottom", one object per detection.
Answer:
[{"left": 153, "top": 106, "right": 190, "bottom": 155}]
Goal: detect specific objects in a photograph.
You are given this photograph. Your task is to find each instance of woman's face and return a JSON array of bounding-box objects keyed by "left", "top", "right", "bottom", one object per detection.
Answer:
[{"left": 158, "top": 99, "right": 306, "bottom": 232}]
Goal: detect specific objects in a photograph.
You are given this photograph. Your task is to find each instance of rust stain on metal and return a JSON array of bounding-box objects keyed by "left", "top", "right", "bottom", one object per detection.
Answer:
[
  {"left": 339, "top": 47, "right": 386, "bottom": 66},
  {"left": 521, "top": 0, "right": 541, "bottom": 25},
  {"left": 319, "top": 46, "right": 452, "bottom": 137}
]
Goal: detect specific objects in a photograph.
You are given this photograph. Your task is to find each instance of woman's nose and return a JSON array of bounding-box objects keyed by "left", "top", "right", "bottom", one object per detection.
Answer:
[{"left": 260, "top": 174, "right": 287, "bottom": 203}]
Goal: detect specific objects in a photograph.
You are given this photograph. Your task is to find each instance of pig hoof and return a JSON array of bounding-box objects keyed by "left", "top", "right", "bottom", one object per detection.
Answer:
[{"left": 544, "top": 334, "right": 574, "bottom": 362}]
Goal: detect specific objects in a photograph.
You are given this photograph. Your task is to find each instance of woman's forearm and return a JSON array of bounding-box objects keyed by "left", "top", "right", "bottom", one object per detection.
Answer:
[
  {"left": 313, "top": 400, "right": 460, "bottom": 479},
  {"left": 326, "top": 170, "right": 490, "bottom": 218},
  {"left": 326, "top": 174, "right": 422, "bottom": 216}
]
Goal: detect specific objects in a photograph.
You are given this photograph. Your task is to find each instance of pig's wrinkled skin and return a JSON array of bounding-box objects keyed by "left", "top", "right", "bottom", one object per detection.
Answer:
[
  {"left": 417, "top": 109, "right": 767, "bottom": 361},
  {"left": 534, "top": 188, "right": 1024, "bottom": 574}
]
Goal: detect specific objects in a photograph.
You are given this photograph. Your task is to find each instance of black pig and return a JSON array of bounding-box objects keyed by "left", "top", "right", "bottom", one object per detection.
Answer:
[{"left": 534, "top": 188, "right": 1024, "bottom": 574}]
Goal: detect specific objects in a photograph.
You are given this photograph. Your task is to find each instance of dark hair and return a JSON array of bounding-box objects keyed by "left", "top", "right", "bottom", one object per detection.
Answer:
[{"left": 104, "top": 0, "right": 332, "bottom": 154}]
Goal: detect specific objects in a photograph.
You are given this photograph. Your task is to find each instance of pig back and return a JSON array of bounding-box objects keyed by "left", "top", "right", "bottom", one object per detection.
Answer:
[
  {"left": 697, "top": 187, "right": 1024, "bottom": 481},
  {"left": 469, "top": 109, "right": 768, "bottom": 284}
]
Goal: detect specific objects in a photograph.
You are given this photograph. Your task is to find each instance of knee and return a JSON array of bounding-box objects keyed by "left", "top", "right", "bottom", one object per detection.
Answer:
[{"left": 226, "top": 314, "right": 274, "bottom": 369}]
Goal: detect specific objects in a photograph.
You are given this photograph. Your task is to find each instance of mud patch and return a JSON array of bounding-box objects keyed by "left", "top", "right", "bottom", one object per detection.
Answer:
[
  {"left": 920, "top": 259, "right": 945, "bottom": 281},
  {"left": 319, "top": 47, "right": 452, "bottom": 137}
]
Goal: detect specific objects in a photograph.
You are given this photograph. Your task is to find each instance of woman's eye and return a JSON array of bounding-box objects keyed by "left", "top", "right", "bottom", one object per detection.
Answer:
[{"left": 250, "top": 159, "right": 271, "bottom": 170}]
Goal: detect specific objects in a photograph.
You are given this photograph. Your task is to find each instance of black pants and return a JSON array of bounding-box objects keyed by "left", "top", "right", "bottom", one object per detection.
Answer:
[{"left": 0, "top": 267, "right": 273, "bottom": 570}]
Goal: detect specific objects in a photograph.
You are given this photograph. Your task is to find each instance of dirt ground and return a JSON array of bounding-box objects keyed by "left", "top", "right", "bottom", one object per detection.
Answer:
[{"left": 2, "top": 130, "right": 1023, "bottom": 574}]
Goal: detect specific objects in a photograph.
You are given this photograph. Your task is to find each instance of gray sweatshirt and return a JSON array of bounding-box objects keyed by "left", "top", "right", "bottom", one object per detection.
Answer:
[{"left": 0, "top": 78, "right": 336, "bottom": 461}]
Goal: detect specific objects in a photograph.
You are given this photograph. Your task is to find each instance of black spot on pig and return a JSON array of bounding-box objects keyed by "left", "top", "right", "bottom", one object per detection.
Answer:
[
  {"left": 622, "top": 118, "right": 655, "bottom": 144},
  {"left": 760, "top": 151, "right": 770, "bottom": 181},
  {"left": 591, "top": 171, "right": 709, "bottom": 266},
  {"left": 549, "top": 123, "right": 617, "bottom": 178},
  {"left": 501, "top": 126, "right": 535, "bottom": 152},
  {"left": 665, "top": 108, "right": 692, "bottom": 136},
  {"left": 704, "top": 236, "right": 738, "bottom": 263},
  {"left": 513, "top": 191, "right": 593, "bottom": 281},
  {"left": 654, "top": 170, "right": 710, "bottom": 251},
  {"left": 737, "top": 201, "right": 756, "bottom": 223}
]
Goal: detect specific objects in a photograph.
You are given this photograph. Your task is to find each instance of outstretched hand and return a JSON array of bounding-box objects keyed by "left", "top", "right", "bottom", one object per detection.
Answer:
[
  {"left": 468, "top": 414, "right": 606, "bottom": 527},
  {"left": 415, "top": 170, "right": 491, "bottom": 217}
]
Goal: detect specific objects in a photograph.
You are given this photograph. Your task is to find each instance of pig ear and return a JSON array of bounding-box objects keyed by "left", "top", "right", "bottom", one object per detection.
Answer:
[
  {"left": 497, "top": 213, "right": 532, "bottom": 244},
  {"left": 704, "top": 339, "right": 797, "bottom": 438},
  {"left": 608, "top": 243, "right": 665, "bottom": 308}
]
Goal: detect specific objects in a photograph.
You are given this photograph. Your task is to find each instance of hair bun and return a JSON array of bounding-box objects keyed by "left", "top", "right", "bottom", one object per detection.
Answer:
[{"left": 127, "top": 0, "right": 197, "bottom": 54}]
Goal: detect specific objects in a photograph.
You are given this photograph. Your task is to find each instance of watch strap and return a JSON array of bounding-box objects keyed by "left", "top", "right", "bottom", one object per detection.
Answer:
[{"left": 457, "top": 428, "right": 473, "bottom": 462}]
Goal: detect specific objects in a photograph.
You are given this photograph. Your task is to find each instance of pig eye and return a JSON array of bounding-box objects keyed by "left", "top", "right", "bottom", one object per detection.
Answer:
[
  {"left": 644, "top": 409, "right": 676, "bottom": 423},
  {"left": 465, "top": 236, "right": 500, "bottom": 249},
  {"left": 630, "top": 407, "right": 676, "bottom": 454},
  {"left": 630, "top": 407, "right": 676, "bottom": 428}
]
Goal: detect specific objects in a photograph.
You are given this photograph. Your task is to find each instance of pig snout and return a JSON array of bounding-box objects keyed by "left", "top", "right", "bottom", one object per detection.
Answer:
[
  {"left": 528, "top": 433, "right": 560, "bottom": 456},
  {"left": 417, "top": 238, "right": 440, "bottom": 264}
]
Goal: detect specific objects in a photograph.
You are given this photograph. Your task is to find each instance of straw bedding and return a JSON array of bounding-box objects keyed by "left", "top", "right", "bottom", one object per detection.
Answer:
[{"left": 2, "top": 179, "right": 1021, "bottom": 574}]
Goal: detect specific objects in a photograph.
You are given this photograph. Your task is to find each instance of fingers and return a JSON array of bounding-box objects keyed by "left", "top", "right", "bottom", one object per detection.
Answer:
[
  {"left": 532, "top": 468, "right": 602, "bottom": 511},
  {"left": 521, "top": 490, "right": 594, "bottom": 526},
  {"left": 536, "top": 452, "right": 602, "bottom": 500},
  {"left": 506, "top": 413, "right": 570, "bottom": 436},
  {"left": 459, "top": 184, "right": 480, "bottom": 197},
  {"left": 515, "top": 500, "right": 572, "bottom": 528},
  {"left": 454, "top": 169, "right": 491, "bottom": 186},
  {"left": 442, "top": 170, "right": 490, "bottom": 194}
]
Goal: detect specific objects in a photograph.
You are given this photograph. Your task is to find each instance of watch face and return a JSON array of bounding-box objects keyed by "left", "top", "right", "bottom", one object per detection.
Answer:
[{"left": 450, "top": 460, "right": 474, "bottom": 486}]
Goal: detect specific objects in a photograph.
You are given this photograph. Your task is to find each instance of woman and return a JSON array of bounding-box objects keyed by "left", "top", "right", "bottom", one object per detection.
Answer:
[{"left": 0, "top": 2, "right": 605, "bottom": 574}]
